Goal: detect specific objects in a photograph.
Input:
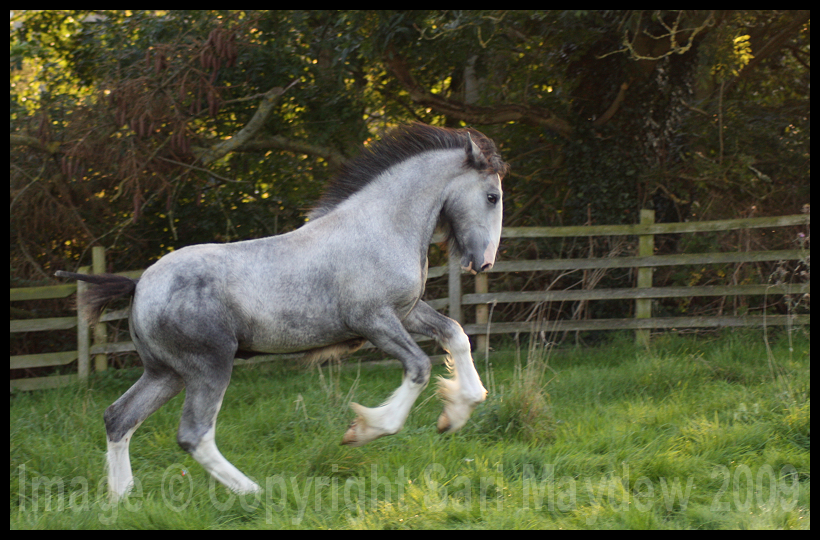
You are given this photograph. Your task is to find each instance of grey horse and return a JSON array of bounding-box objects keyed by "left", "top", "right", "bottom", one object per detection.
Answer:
[{"left": 56, "top": 123, "right": 508, "bottom": 499}]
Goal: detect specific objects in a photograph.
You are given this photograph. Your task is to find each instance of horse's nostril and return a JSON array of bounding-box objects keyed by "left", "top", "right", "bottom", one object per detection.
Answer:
[{"left": 480, "top": 262, "right": 493, "bottom": 272}]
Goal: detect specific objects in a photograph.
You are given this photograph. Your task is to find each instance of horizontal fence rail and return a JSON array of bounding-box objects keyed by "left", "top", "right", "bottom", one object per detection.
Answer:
[{"left": 11, "top": 213, "right": 810, "bottom": 390}]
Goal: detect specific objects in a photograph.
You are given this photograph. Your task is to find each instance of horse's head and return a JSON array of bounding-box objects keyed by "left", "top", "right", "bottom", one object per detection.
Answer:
[{"left": 442, "top": 132, "right": 507, "bottom": 274}]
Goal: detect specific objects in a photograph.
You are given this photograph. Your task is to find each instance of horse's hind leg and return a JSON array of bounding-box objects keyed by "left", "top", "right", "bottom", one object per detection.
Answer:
[
  {"left": 105, "top": 368, "right": 184, "bottom": 500},
  {"left": 176, "top": 363, "right": 261, "bottom": 494}
]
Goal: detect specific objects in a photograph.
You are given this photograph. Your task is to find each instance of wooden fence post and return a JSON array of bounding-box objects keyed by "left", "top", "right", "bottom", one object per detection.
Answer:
[
  {"left": 635, "top": 209, "right": 655, "bottom": 347},
  {"left": 76, "top": 265, "right": 91, "bottom": 382},
  {"left": 474, "top": 273, "right": 489, "bottom": 358},
  {"left": 448, "top": 253, "right": 462, "bottom": 323},
  {"left": 92, "top": 246, "right": 108, "bottom": 372}
]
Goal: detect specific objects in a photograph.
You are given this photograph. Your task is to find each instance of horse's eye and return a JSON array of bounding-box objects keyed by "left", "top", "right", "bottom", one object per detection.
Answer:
[{"left": 487, "top": 193, "right": 499, "bottom": 205}]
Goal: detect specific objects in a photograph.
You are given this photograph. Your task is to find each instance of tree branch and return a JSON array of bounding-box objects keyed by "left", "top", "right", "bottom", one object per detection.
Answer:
[
  {"left": 235, "top": 135, "right": 348, "bottom": 169},
  {"left": 194, "top": 79, "right": 347, "bottom": 168},
  {"left": 384, "top": 52, "right": 573, "bottom": 138},
  {"left": 9, "top": 134, "right": 57, "bottom": 153},
  {"left": 593, "top": 81, "right": 630, "bottom": 126},
  {"left": 196, "top": 80, "right": 298, "bottom": 165},
  {"left": 732, "top": 10, "right": 810, "bottom": 84}
]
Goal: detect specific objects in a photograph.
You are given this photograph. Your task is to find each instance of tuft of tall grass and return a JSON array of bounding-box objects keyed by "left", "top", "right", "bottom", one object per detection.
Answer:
[{"left": 470, "top": 331, "right": 555, "bottom": 444}]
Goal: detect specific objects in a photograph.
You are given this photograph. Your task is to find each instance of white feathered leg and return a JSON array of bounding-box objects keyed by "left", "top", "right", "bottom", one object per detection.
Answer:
[
  {"left": 342, "top": 373, "right": 426, "bottom": 446},
  {"left": 107, "top": 424, "right": 140, "bottom": 500},
  {"left": 436, "top": 328, "right": 487, "bottom": 433}
]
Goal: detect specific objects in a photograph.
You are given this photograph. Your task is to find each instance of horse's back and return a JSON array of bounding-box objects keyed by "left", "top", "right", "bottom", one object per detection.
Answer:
[{"left": 129, "top": 235, "right": 354, "bottom": 357}]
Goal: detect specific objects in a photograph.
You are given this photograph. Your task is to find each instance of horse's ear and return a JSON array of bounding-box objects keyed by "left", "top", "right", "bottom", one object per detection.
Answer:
[{"left": 465, "top": 132, "right": 487, "bottom": 170}]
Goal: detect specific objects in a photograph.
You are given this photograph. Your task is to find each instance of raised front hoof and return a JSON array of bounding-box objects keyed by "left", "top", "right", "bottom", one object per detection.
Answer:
[
  {"left": 341, "top": 420, "right": 366, "bottom": 447},
  {"left": 437, "top": 411, "right": 454, "bottom": 434},
  {"left": 340, "top": 403, "right": 389, "bottom": 447},
  {"left": 436, "top": 377, "right": 487, "bottom": 434},
  {"left": 437, "top": 408, "right": 472, "bottom": 434},
  {"left": 437, "top": 398, "right": 485, "bottom": 434}
]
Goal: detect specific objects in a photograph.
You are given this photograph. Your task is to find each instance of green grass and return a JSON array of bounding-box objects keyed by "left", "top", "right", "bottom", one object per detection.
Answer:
[{"left": 10, "top": 329, "right": 810, "bottom": 529}]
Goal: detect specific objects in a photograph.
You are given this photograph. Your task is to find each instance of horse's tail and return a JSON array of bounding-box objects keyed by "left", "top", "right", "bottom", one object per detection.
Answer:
[{"left": 55, "top": 271, "right": 138, "bottom": 326}]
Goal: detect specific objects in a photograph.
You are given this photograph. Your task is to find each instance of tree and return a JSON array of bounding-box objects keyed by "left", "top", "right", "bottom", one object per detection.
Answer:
[{"left": 10, "top": 10, "right": 810, "bottom": 281}]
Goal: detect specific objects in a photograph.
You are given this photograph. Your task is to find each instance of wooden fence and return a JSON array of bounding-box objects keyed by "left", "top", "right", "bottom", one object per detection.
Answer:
[{"left": 10, "top": 212, "right": 810, "bottom": 391}]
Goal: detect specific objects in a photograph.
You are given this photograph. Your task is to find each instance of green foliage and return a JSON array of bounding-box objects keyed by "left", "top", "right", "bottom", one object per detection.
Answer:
[
  {"left": 562, "top": 122, "right": 644, "bottom": 225},
  {"left": 10, "top": 10, "right": 810, "bottom": 281}
]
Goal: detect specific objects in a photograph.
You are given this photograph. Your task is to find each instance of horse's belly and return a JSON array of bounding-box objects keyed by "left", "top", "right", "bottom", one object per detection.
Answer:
[{"left": 241, "top": 314, "right": 355, "bottom": 354}]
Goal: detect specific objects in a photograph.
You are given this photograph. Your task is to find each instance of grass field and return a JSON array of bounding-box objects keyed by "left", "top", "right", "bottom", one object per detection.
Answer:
[{"left": 11, "top": 329, "right": 810, "bottom": 529}]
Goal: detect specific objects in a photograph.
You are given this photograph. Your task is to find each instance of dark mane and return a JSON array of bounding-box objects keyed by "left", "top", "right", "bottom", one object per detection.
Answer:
[{"left": 308, "top": 123, "right": 508, "bottom": 220}]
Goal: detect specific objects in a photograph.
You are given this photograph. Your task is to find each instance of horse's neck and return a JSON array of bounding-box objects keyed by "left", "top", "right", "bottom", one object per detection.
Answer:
[{"left": 340, "top": 149, "right": 464, "bottom": 246}]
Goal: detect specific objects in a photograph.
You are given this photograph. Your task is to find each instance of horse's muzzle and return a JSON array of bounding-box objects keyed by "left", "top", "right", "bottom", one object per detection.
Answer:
[{"left": 461, "top": 242, "right": 497, "bottom": 274}]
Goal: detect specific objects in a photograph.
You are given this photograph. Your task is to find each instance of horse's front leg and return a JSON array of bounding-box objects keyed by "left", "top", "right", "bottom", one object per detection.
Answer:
[
  {"left": 341, "top": 311, "right": 432, "bottom": 446},
  {"left": 402, "top": 302, "right": 487, "bottom": 433}
]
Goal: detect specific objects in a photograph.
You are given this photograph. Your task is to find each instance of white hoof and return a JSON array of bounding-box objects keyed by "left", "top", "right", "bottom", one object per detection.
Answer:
[
  {"left": 436, "top": 376, "right": 486, "bottom": 433},
  {"left": 340, "top": 403, "right": 389, "bottom": 446}
]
